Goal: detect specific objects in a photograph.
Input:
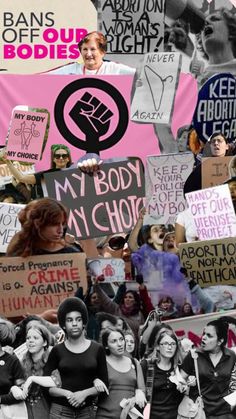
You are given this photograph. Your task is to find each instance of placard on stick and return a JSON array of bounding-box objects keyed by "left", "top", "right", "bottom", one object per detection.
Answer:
[
  {"left": 0, "top": 253, "right": 87, "bottom": 317},
  {"left": 6, "top": 107, "right": 49, "bottom": 163},
  {"left": 179, "top": 237, "right": 236, "bottom": 287},
  {"left": 44, "top": 159, "right": 145, "bottom": 238}
]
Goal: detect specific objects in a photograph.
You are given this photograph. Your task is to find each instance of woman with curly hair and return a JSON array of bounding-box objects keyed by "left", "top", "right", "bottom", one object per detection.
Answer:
[{"left": 6, "top": 198, "right": 82, "bottom": 256}]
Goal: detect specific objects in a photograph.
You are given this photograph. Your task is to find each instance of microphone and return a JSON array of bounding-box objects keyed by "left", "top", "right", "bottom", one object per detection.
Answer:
[{"left": 165, "top": 0, "right": 205, "bottom": 34}]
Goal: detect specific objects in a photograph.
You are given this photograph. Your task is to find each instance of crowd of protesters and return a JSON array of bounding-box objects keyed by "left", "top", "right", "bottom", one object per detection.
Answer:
[{"left": 1, "top": 9, "right": 236, "bottom": 417}]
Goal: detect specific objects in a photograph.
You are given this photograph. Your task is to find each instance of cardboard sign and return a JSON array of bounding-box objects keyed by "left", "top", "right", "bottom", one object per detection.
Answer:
[
  {"left": 193, "top": 73, "right": 236, "bottom": 142},
  {"left": 131, "top": 52, "right": 181, "bottom": 124},
  {"left": 44, "top": 159, "right": 145, "bottom": 238},
  {"left": 179, "top": 237, "right": 236, "bottom": 287},
  {"left": 145, "top": 153, "right": 194, "bottom": 224},
  {"left": 0, "top": 253, "right": 87, "bottom": 317},
  {"left": 87, "top": 258, "right": 125, "bottom": 282},
  {"left": 6, "top": 109, "right": 49, "bottom": 163},
  {"left": 165, "top": 310, "right": 236, "bottom": 349},
  {"left": 97, "top": 0, "right": 165, "bottom": 67},
  {"left": 0, "top": 0, "right": 96, "bottom": 73},
  {"left": 0, "top": 161, "right": 35, "bottom": 186},
  {"left": 186, "top": 184, "right": 236, "bottom": 240},
  {"left": 0, "top": 203, "right": 25, "bottom": 253},
  {"left": 201, "top": 156, "right": 232, "bottom": 189}
]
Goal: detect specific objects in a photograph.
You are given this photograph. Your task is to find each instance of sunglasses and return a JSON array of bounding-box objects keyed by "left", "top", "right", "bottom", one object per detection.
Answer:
[
  {"left": 107, "top": 234, "right": 130, "bottom": 250},
  {"left": 54, "top": 153, "right": 69, "bottom": 159}
]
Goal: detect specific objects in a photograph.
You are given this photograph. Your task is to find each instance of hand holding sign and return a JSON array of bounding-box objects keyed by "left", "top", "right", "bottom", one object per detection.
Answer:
[{"left": 69, "top": 92, "right": 113, "bottom": 153}]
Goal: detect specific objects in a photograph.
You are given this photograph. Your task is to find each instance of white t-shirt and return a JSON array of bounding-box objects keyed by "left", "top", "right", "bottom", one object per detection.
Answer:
[
  {"left": 47, "top": 61, "right": 136, "bottom": 75},
  {"left": 175, "top": 207, "right": 197, "bottom": 243}
]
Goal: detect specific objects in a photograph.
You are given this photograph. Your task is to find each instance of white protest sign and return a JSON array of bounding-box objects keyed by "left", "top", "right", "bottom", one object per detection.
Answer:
[
  {"left": 0, "top": 202, "right": 25, "bottom": 253},
  {"left": 186, "top": 184, "right": 236, "bottom": 240},
  {"left": 98, "top": 0, "right": 165, "bottom": 68},
  {"left": 145, "top": 153, "right": 194, "bottom": 224},
  {"left": 131, "top": 52, "right": 181, "bottom": 124},
  {"left": 87, "top": 258, "right": 125, "bottom": 282}
]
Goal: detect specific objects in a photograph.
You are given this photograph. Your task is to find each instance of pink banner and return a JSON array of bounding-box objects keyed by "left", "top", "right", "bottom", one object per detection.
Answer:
[{"left": 0, "top": 73, "right": 197, "bottom": 171}]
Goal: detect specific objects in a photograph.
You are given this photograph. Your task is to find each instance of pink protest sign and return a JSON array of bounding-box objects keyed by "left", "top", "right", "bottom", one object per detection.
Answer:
[
  {"left": 186, "top": 184, "right": 236, "bottom": 240},
  {"left": 6, "top": 109, "right": 48, "bottom": 163}
]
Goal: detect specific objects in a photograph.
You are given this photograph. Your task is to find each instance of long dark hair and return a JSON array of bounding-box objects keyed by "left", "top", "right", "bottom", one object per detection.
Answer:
[
  {"left": 7, "top": 198, "right": 67, "bottom": 257},
  {"left": 207, "top": 316, "right": 236, "bottom": 348}
]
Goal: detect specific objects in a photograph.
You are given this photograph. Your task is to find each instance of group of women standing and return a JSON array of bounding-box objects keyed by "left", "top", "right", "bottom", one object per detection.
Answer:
[{"left": 1, "top": 294, "right": 236, "bottom": 419}]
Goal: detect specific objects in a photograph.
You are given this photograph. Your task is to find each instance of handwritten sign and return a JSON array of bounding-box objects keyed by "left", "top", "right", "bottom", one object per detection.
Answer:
[
  {"left": 131, "top": 52, "right": 181, "bottom": 124},
  {"left": 201, "top": 156, "right": 232, "bottom": 189},
  {"left": 0, "top": 203, "right": 25, "bottom": 253},
  {"left": 0, "top": 162, "right": 35, "bottom": 186},
  {"left": 165, "top": 310, "right": 236, "bottom": 349},
  {"left": 145, "top": 153, "right": 194, "bottom": 224},
  {"left": 98, "top": 0, "right": 165, "bottom": 67},
  {"left": 87, "top": 258, "right": 125, "bottom": 283},
  {"left": 0, "top": 253, "right": 87, "bottom": 317},
  {"left": 44, "top": 159, "right": 145, "bottom": 238},
  {"left": 6, "top": 109, "right": 49, "bottom": 163},
  {"left": 186, "top": 184, "right": 236, "bottom": 240},
  {"left": 179, "top": 237, "right": 236, "bottom": 287},
  {"left": 193, "top": 73, "right": 236, "bottom": 142}
]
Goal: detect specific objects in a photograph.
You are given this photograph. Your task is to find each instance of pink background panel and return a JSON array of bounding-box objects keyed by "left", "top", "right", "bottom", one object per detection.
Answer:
[{"left": 0, "top": 73, "right": 197, "bottom": 170}]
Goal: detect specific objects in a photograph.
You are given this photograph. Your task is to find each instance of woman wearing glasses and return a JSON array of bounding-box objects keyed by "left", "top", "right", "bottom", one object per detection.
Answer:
[
  {"left": 141, "top": 330, "right": 183, "bottom": 419},
  {"left": 50, "top": 145, "right": 72, "bottom": 169}
]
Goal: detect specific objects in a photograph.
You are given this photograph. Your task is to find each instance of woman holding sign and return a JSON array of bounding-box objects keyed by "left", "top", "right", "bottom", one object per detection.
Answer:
[
  {"left": 0, "top": 144, "right": 73, "bottom": 199},
  {"left": 6, "top": 198, "right": 82, "bottom": 256}
]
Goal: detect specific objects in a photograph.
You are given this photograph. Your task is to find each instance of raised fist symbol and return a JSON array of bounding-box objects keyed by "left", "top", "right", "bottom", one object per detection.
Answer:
[{"left": 69, "top": 92, "right": 113, "bottom": 153}]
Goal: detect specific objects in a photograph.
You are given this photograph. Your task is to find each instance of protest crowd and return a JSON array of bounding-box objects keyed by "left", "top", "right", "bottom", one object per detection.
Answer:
[{"left": 1, "top": 0, "right": 236, "bottom": 418}]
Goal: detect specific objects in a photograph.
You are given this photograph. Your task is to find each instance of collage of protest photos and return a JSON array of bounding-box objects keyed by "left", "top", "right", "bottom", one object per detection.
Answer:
[{"left": 2, "top": 1, "right": 236, "bottom": 417}]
